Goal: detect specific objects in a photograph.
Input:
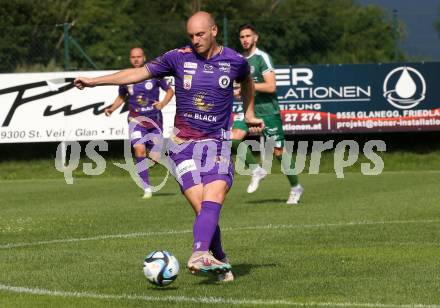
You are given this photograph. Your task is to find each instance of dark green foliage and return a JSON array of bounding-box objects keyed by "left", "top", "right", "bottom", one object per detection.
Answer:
[{"left": 0, "top": 0, "right": 401, "bottom": 72}]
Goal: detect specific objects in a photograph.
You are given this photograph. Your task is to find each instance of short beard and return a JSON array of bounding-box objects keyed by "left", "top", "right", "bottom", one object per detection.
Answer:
[{"left": 244, "top": 41, "right": 255, "bottom": 51}]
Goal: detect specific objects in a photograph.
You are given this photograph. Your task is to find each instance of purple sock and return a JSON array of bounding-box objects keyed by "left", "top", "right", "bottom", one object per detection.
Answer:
[
  {"left": 193, "top": 201, "right": 222, "bottom": 253},
  {"left": 135, "top": 157, "right": 149, "bottom": 188},
  {"left": 209, "top": 225, "right": 226, "bottom": 260}
]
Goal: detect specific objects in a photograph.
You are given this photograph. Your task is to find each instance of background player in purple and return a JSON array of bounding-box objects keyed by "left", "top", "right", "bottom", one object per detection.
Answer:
[
  {"left": 105, "top": 47, "right": 174, "bottom": 199},
  {"left": 74, "top": 11, "right": 264, "bottom": 282}
]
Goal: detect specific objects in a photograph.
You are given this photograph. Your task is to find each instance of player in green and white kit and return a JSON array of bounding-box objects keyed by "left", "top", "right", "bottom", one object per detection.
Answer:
[{"left": 231, "top": 24, "right": 304, "bottom": 204}]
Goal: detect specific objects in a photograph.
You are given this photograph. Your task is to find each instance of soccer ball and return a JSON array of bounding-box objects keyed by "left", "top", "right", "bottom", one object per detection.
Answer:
[{"left": 143, "top": 250, "right": 179, "bottom": 286}]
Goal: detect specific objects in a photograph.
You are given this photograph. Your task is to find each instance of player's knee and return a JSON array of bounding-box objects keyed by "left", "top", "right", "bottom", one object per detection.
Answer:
[
  {"left": 231, "top": 129, "right": 246, "bottom": 140},
  {"left": 204, "top": 184, "right": 227, "bottom": 204},
  {"left": 134, "top": 146, "right": 146, "bottom": 157},
  {"left": 274, "top": 147, "right": 284, "bottom": 156}
]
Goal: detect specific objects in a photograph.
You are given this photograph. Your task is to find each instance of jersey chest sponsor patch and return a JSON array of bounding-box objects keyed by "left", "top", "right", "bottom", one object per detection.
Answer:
[
  {"left": 184, "top": 62, "right": 198, "bottom": 69},
  {"left": 145, "top": 81, "right": 153, "bottom": 90},
  {"left": 218, "top": 75, "right": 230, "bottom": 89},
  {"left": 183, "top": 75, "right": 192, "bottom": 90}
]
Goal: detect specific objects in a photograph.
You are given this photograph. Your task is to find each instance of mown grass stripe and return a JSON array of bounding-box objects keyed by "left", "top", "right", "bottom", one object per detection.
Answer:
[{"left": 1, "top": 219, "right": 439, "bottom": 250}]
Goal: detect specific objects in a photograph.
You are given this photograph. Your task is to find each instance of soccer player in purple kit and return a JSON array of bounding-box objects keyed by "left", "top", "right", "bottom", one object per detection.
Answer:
[
  {"left": 104, "top": 47, "right": 174, "bottom": 199},
  {"left": 74, "top": 11, "right": 264, "bottom": 282}
]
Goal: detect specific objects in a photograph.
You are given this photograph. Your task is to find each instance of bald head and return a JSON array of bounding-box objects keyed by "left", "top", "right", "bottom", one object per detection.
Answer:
[
  {"left": 187, "top": 11, "right": 215, "bottom": 28},
  {"left": 186, "top": 11, "right": 218, "bottom": 57},
  {"left": 129, "top": 47, "right": 145, "bottom": 68}
]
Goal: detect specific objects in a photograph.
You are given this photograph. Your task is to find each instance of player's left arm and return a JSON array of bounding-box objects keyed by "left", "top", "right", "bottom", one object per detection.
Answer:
[
  {"left": 153, "top": 79, "right": 175, "bottom": 110},
  {"left": 105, "top": 95, "right": 125, "bottom": 116},
  {"left": 153, "top": 87, "right": 174, "bottom": 110},
  {"left": 240, "top": 74, "right": 264, "bottom": 133},
  {"left": 254, "top": 71, "right": 276, "bottom": 93}
]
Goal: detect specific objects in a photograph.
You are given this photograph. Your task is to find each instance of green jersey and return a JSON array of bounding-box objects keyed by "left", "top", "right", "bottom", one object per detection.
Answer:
[{"left": 247, "top": 48, "right": 280, "bottom": 116}]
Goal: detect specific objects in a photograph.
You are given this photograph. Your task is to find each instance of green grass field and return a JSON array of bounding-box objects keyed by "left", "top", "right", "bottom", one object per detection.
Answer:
[{"left": 1, "top": 157, "right": 440, "bottom": 307}]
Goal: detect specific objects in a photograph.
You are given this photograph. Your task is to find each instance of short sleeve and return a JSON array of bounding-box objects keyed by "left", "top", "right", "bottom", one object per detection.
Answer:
[
  {"left": 118, "top": 85, "right": 127, "bottom": 96},
  {"left": 260, "top": 52, "right": 274, "bottom": 75},
  {"left": 158, "top": 78, "right": 171, "bottom": 91},
  {"left": 145, "top": 50, "right": 177, "bottom": 78},
  {"left": 235, "top": 57, "right": 251, "bottom": 83}
]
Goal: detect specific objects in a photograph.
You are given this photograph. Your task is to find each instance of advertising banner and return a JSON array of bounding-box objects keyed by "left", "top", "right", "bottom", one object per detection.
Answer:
[
  {"left": 234, "top": 62, "right": 440, "bottom": 134},
  {"left": 1, "top": 62, "right": 439, "bottom": 143},
  {"left": 0, "top": 71, "right": 175, "bottom": 143}
]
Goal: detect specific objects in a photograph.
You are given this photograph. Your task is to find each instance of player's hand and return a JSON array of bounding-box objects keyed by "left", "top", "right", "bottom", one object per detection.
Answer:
[
  {"left": 233, "top": 82, "right": 241, "bottom": 99},
  {"left": 152, "top": 100, "right": 164, "bottom": 110},
  {"left": 245, "top": 115, "right": 264, "bottom": 134},
  {"left": 104, "top": 108, "right": 113, "bottom": 117},
  {"left": 74, "top": 77, "right": 96, "bottom": 90},
  {"left": 233, "top": 88, "right": 241, "bottom": 99}
]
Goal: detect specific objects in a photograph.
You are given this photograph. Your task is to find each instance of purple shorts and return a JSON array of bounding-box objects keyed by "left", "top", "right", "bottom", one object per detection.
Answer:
[
  {"left": 128, "top": 115, "right": 164, "bottom": 153},
  {"left": 167, "top": 139, "right": 234, "bottom": 192}
]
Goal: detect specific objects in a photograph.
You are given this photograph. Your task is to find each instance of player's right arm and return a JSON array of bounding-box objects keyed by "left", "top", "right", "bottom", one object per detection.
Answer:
[
  {"left": 104, "top": 95, "right": 125, "bottom": 116},
  {"left": 255, "top": 71, "right": 276, "bottom": 93},
  {"left": 74, "top": 67, "right": 151, "bottom": 89},
  {"left": 254, "top": 52, "right": 276, "bottom": 94}
]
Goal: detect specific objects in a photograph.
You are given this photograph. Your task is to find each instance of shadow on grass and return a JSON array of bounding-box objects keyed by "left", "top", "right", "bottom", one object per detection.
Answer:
[
  {"left": 153, "top": 192, "right": 177, "bottom": 197},
  {"left": 245, "top": 199, "right": 286, "bottom": 204},
  {"left": 197, "top": 262, "right": 278, "bottom": 284},
  {"left": 148, "top": 286, "right": 179, "bottom": 291}
]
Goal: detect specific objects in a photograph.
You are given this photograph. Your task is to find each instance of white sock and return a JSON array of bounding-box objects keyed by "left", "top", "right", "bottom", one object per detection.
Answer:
[{"left": 252, "top": 166, "right": 264, "bottom": 175}]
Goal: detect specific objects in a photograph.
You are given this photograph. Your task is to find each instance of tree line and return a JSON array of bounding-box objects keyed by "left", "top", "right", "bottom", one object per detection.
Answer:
[{"left": 0, "top": 0, "right": 404, "bottom": 72}]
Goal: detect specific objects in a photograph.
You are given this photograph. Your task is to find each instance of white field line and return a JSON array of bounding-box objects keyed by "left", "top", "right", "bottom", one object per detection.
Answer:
[
  {"left": 0, "top": 284, "right": 439, "bottom": 308},
  {"left": 1, "top": 219, "right": 440, "bottom": 250}
]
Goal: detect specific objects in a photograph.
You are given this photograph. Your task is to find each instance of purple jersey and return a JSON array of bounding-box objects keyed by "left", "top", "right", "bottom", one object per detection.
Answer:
[
  {"left": 119, "top": 78, "right": 170, "bottom": 120},
  {"left": 146, "top": 46, "right": 250, "bottom": 140}
]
